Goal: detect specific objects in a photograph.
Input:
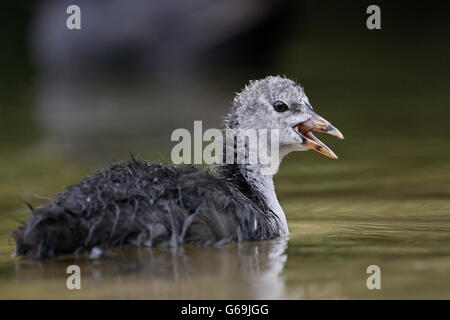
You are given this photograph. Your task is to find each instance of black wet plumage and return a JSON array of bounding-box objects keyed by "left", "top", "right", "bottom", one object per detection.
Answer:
[
  {"left": 12, "top": 75, "right": 317, "bottom": 259},
  {"left": 12, "top": 158, "right": 281, "bottom": 259}
]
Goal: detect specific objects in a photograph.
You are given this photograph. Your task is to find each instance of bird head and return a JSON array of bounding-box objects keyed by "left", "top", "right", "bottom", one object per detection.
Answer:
[{"left": 226, "top": 76, "right": 344, "bottom": 160}]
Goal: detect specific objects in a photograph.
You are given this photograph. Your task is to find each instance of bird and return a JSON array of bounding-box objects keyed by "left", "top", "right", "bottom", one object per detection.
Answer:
[{"left": 12, "top": 76, "right": 344, "bottom": 259}]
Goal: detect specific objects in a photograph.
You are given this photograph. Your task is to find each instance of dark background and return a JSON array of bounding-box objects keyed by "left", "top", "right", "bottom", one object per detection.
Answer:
[{"left": 0, "top": 0, "right": 447, "bottom": 155}]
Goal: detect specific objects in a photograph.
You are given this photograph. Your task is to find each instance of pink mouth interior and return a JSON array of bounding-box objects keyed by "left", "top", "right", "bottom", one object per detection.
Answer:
[{"left": 301, "top": 130, "right": 325, "bottom": 147}]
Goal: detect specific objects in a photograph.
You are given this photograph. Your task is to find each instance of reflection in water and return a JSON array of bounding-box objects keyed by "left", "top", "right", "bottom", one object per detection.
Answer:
[{"left": 12, "top": 239, "right": 289, "bottom": 299}]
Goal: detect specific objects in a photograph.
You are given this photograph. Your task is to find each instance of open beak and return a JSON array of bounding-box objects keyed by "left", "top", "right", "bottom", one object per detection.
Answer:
[{"left": 294, "top": 110, "right": 344, "bottom": 159}]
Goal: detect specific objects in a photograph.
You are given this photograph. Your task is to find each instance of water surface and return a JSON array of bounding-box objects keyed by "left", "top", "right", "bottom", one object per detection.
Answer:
[{"left": 0, "top": 126, "right": 449, "bottom": 299}]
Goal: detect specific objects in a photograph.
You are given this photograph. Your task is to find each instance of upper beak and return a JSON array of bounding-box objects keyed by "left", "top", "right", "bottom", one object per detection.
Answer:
[{"left": 296, "top": 110, "right": 344, "bottom": 159}]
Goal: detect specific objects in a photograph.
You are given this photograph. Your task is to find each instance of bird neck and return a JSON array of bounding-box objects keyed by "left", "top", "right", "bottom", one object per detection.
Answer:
[{"left": 218, "top": 163, "right": 289, "bottom": 236}]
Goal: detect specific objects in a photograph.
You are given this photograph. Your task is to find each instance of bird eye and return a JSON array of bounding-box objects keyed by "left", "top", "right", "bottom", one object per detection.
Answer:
[
  {"left": 273, "top": 100, "right": 289, "bottom": 113},
  {"left": 273, "top": 100, "right": 289, "bottom": 112}
]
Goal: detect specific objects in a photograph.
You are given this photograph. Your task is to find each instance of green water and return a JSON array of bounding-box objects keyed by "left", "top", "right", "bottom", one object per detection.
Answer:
[
  {"left": 0, "top": 138, "right": 449, "bottom": 299},
  {"left": 0, "top": 30, "right": 449, "bottom": 299},
  {"left": 1, "top": 104, "right": 449, "bottom": 299}
]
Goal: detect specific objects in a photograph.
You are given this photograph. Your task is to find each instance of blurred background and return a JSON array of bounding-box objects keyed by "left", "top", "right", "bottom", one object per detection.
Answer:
[{"left": 0, "top": 0, "right": 449, "bottom": 299}]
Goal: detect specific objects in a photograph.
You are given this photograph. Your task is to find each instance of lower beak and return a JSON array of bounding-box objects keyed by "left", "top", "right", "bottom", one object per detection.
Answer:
[{"left": 297, "top": 111, "right": 344, "bottom": 159}]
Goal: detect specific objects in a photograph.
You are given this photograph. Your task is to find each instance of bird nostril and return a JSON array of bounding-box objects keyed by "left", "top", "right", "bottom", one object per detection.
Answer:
[{"left": 313, "top": 120, "right": 326, "bottom": 127}]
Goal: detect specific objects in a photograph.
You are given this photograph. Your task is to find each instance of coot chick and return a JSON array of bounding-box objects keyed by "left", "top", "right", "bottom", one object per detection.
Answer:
[{"left": 12, "top": 76, "right": 343, "bottom": 259}]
